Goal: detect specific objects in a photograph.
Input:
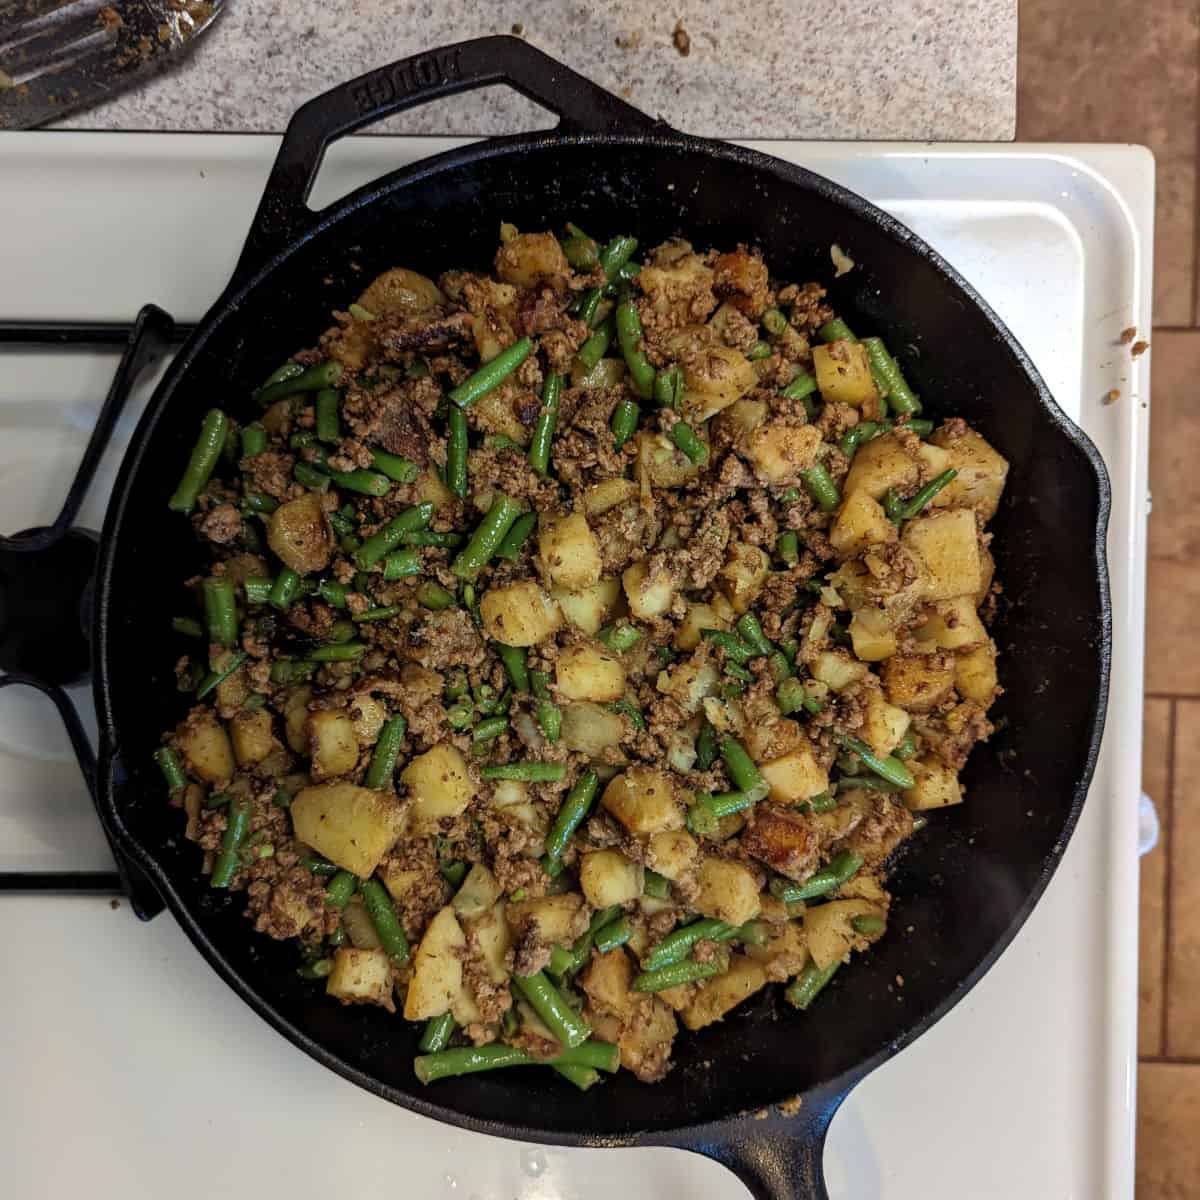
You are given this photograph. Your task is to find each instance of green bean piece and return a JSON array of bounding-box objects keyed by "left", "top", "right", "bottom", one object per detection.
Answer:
[
  {"left": 776, "top": 677, "right": 823, "bottom": 717},
  {"left": 747, "top": 340, "right": 772, "bottom": 361},
  {"left": 293, "top": 462, "right": 331, "bottom": 491},
  {"left": 575, "top": 287, "right": 603, "bottom": 327},
  {"left": 610, "top": 398, "right": 640, "bottom": 450},
  {"left": 549, "top": 905, "right": 622, "bottom": 977},
  {"left": 419, "top": 1013, "right": 457, "bottom": 1053},
  {"left": 354, "top": 503, "right": 434, "bottom": 569},
  {"left": 269, "top": 660, "right": 316, "bottom": 684},
  {"left": 695, "top": 721, "right": 718, "bottom": 770},
  {"left": 491, "top": 643, "right": 528, "bottom": 694},
  {"left": 376, "top": 550, "right": 419, "bottom": 582},
  {"left": 606, "top": 697, "right": 644, "bottom": 730},
  {"left": 398, "top": 530, "right": 462, "bottom": 549},
  {"left": 481, "top": 762, "right": 565, "bottom": 783},
  {"left": 837, "top": 773, "right": 901, "bottom": 794},
  {"left": 472, "top": 717, "right": 509, "bottom": 744},
  {"left": 776, "top": 530, "right": 800, "bottom": 567},
  {"left": 205, "top": 791, "right": 231, "bottom": 810},
  {"left": 168, "top": 409, "right": 229, "bottom": 513},
  {"left": 735, "top": 613, "right": 773, "bottom": 658},
  {"left": 639, "top": 870, "right": 671, "bottom": 902},
  {"left": 851, "top": 914, "right": 886, "bottom": 936},
  {"left": 543, "top": 769, "right": 599, "bottom": 868},
  {"left": 262, "top": 361, "right": 303, "bottom": 388},
  {"left": 370, "top": 448, "right": 420, "bottom": 484},
  {"left": 643, "top": 918, "right": 735, "bottom": 972},
  {"left": 818, "top": 317, "right": 856, "bottom": 343},
  {"left": 315, "top": 389, "right": 341, "bottom": 443},
  {"left": 894, "top": 731, "right": 918, "bottom": 760},
  {"left": 861, "top": 337, "right": 920, "bottom": 414},
  {"left": 597, "top": 620, "right": 641, "bottom": 653},
  {"left": 353, "top": 605, "right": 404, "bottom": 623},
  {"left": 839, "top": 421, "right": 880, "bottom": 459},
  {"left": 593, "top": 916, "right": 633, "bottom": 955},
  {"left": 615, "top": 300, "right": 655, "bottom": 400},
  {"left": 210, "top": 796, "right": 251, "bottom": 889},
  {"left": 196, "top": 650, "right": 248, "bottom": 700},
  {"left": 512, "top": 970, "right": 590, "bottom": 1049},
  {"left": 785, "top": 960, "right": 841, "bottom": 1011},
  {"left": 240, "top": 491, "right": 278, "bottom": 516},
  {"left": 905, "top": 418, "right": 935, "bottom": 437},
  {"left": 780, "top": 371, "right": 817, "bottom": 401},
  {"left": 770, "top": 851, "right": 865, "bottom": 903},
  {"left": 443, "top": 669, "right": 469, "bottom": 702},
  {"left": 451, "top": 494, "right": 523, "bottom": 580},
  {"left": 670, "top": 420, "right": 708, "bottom": 465},
  {"left": 290, "top": 431, "right": 322, "bottom": 452},
  {"left": 264, "top": 567, "right": 299, "bottom": 611},
  {"left": 446, "top": 700, "right": 474, "bottom": 731},
  {"left": 414, "top": 1043, "right": 531, "bottom": 1083},
  {"left": 687, "top": 791, "right": 754, "bottom": 837},
  {"left": 407, "top": 581, "right": 452, "bottom": 612},
  {"left": 484, "top": 512, "right": 533, "bottom": 565},
  {"left": 256, "top": 360, "right": 342, "bottom": 409},
  {"left": 474, "top": 682, "right": 502, "bottom": 715},
  {"left": 721, "top": 736, "right": 769, "bottom": 802},
  {"left": 240, "top": 423, "right": 267, "bottom": 459},
  {"left": 327, "top": 468, "right": 391, "bottom": 497},
  {"left": 443, "top": 405, "right": 469, "bottom": 499},
  {"left": 840, "top": 734, "right": 915, "bottom": 790},
  {"left": 561, "top": 230, "right": 599, "bottom": 270},
  {"left": 171, "top": 616, "right": 205, "bottom": 639},
  {"left": 358, "top": 877, "right": 410, "bottom": 964},
  {"left": 700, "top": 629, "right": 755, "bottom": 665},
  {"left": 306, "top": 642, "right": 366, "bottom": 662},
  {"left": 576, "top": 318, "right": 614, "bottom": 372},
  {"left": 296, "top": 958, "right": 334, "bottom": 981},
  {"left": 762, "top": 308, "right": 789, "bottom": 337},
  {"left": 324, "top": 870, "right": 357, "bottom": 909},
  {"left": 598, "top": 234, "right": 638, "bottom": 281},
  {"left": 315, "top": 579, "right": 347, "bottom": 609},
  {"left": 767, "top": 650, "right": 791, "bottom": 683},
  {"left": 154, "top": 746, "right": 187, "bottom": 792},
  {"left": 324, "top": 620, "right": 355, "bottom": 644},
  {"left": 529, "top": 670, "right": 561, "bottom": 743},
  {"left": 449, "top": 337, "right": 533, "bottom": 408},
  {"left": 899, "top": 469, "right": 957, "bottom": 519},
  {"left": 529, "top": 371, "right": 563, "bottom": 476},
  {"left": 800, "top": 464, "right": 841, "bottom": 513},
  {"left": 201, "top": 577, "right": 238, "bottom": 647},
  {"left": 883, "top": 488, "right": 904, "bottom": 526},
  {"left": 364, "top": 714, "right": 407, "bottom": 790},
  {"left": 634, "top": 952, "right": 730, "bottom": 993},
  {"left": 552, "top": 1063, "right": 601, "bottom": 1091},
  {"left": 654, "top": 365, "right": 685, "bottom": 410},
  {"left": 302, "top": 855, "right": 338, "bottom": 876}
]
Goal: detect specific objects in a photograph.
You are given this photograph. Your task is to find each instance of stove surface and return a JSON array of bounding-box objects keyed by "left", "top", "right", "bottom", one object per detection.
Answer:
[{"left": 0, "top": 135, "right": 1151, "bottom": 1198}]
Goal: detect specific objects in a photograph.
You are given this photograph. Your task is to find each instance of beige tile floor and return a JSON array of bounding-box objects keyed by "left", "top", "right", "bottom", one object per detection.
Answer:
[{"left": 1018, "top": 2, "right": 1200, "bottom": 1193}]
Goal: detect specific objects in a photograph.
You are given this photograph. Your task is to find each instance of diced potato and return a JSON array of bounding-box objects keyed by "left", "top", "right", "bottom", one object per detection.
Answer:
[
  {"left": 717, "top": 397, "right": 768, "bottom": 441},
  {"left": 452, "top": 864, "right": 503, "bottom": 920},
  {"left": 647, "top": 830, "right": 698, "bottom": 881},
  {"left": 811, "top": 649, "right": 869, "bottom": 692},
  {"left": 347, "top": 693, "right": 388, "bottom": 745},
  {"left": 506, "top": 892, "right": 585, "bottom": 946},
  {"left": 977, "top": 545, "right": 996, "bottom": 606},
  {"left": 583, "top": 477, "right": 639, "bottom": 517},
  {"left": 495, "top": 231, "right": 570, "bottom": 289},
  {"left": 357, "top": 266, "right": 445, "bottom": 315},
  {"left": 480, "top": 579, "right": 562, "bottom": 646},
  {"left": 572, "top": 358, "right": 628, "bottom": 390},
  {"left": 742, "top": 717, "right": 804, "bottom": 765},
  {"left": 744, "top": 920, "right": 809, "bottom": 979},
  {"left": 619, "top": 995, "right": 678, "bottom": 1080},
  {"left": 415, "top": 468, "right": 455, "bottom": 512},
  {"left": 718, "top": 541, "right": 770, "bottom": 614},
  {"left": 404, "top": 906, "right": 466, "bottom": 1020},
  {"left": 656, "top": 654, "right": 720, "bottom": 714},
  {"left": 861, "top": 688, "right": 911, "bottom": 757},
  {"left": 902, "top": 510, "right": 982, "bottom": 602},
  {"left": 211, "top": 647, "right": 248, "bottom": 710},
  {"left": 636, "top": 430, "right": 702, "bottom": 489},
  {"left": 760, "top": 745, "right": 829, "bottom": 804},
  {"left": 326, "top": 947, "right": 395, "bottom": 1011},
  {"left": 229, "top": 708, "right": 277, "bottom": 767},
  {"left": 464, "top": 905, "right": 512, "bottom": 984},
  {"left": 450, "top": 983, "right": 483, "bottom": 1029},
  {"left": 639, "top": 252, "right": 716, "bottom": 322},
  {"left": 848, "top": 607, "right": 897, "bottom": 662},
  {"left": 176, "top": 713, "right": 235, "bottom": 785},
  {"left": 680, "top": 346, "right": 758, "bottom": 423},
  {"left": 290, "top": 782, "right": 404, "bottom": 877},
  {"left": 903, "top": 757, "right": 965, "bottom": 811},
  {"left": 283, "top": 686, "right": 313, "bottom": 754},
  {"left": 680, "top": 954, "right": 768, "bottom": 1030},
  {"left": 742, "top": 805, "right": 819, "bottom": 877},
  {"left": 538, "top": 512, "right": 602, "bottom": 592},
  {"left": 267, "top": 491, "right": 332, "bottom": 575},
  {"left": 956, "top": 642, "right": 999, "bottom": 705},
  {"left": 551, "top": 576, "right": 621, "bottom": 635},
  {"left": 307, "top": 710, "right": 359, "bottom": 780},
  {"left": 804, "top": 899, "right": 884, "bottom": 969},
  {"left": 401, "top": 743, "right": 474, "bottom": 832},
  {"left": 602, "top": 767, "right": 684, "bottom": 835},
  {"left": 812, "top": 341, "right": 879, "bottom": 413},
  {"left": 622, "top": 556, "right": 678, "bottom": 620},
  {"left": 843, "top": 432, "right": 920, "bottom": 501},
  {"left": 929, "top": 427, "right": 1010, "bottom": 520},
  {"left": 830, "top": 490, "right": 896, "bottom": 558},
  {"left": 694, "top": 856, "right": 762, "bottom": 926},
  {"left": 555, "top": 642, "right": 626, "bottom": 703},
  {"left": 580, "top": 849, "right": 644, "bottom": 908},
  {"left": 914, "top": 597, "right": 987, "bottom": 652},
  {"left": 581, "top": 946, "right": 633, "bottom": 1016},
  {"left": 380, "top": 860, "right": 437, "bottom": 909},
  {"left": 675, "top": 601, "right": 729, "bottom": 651},
  {"left": 712, "top": 250, "right": 770, "bottom": 315},
  {"left": 560, "top": 702, "right": 626, "bottom": 758},
  {"left": 881, "top": 654, "right": 956, "bottom": 713},
  {"left": 746, "top": 423, "right": 822, "bottom": 484}
]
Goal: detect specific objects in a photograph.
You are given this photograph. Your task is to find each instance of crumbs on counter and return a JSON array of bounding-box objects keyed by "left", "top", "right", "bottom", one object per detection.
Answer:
[
  {"left": 1119, "top": 326, "right": 1136, "bottom": 344},
  {"left": 1131, "top": 339, "right": 1149, "bottom": 358},
  {"left": 510, "top": 23, "right": 523, "bottom": 36},
  {"left": 778, "top": 1095, "right": 804, "bottom": 1118},
  {"left": 1103, "top": 389, "right": 1120, "bottom": 405},
  {"left": 110, "top": 898, "right": 121, "bottom": 910},
  {"left": 673, "top": 19, "right": 691, "bottom": 56},
  {"left": 615, "top": 31, "right": 642, "bottom": 50}
]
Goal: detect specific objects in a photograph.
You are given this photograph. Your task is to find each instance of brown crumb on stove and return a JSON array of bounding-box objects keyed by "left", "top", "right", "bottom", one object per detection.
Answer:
[
  {"left": 895, "top": 974, "right": 905, "bottom": 987},
  {"left": 1131, "top": 339, "right": 1149, "bottom": 358},
  {"left": 1103, "top": 389, "right": 1120, "bottom": 405},
  {"left": 98, "top": 5, "right": 123, "bottom": 30},
  {"left": 672, "top": 19, "right": 691, "bottom": 56},
  {"left": 619, "top": 85, "right": 634, "bottom": 99},
  {"left": 510, "top": 23, "right": 524, "bottom": 36},
  {"left": 752, "top": 1107, "right": 770, "bottom": 1120},
  {"left": 615, "top": 31, "right": 642, "bottom": 50},
  {"left": 0, "top": 69, "right": 13, "bottom": 91},
  {"left": 778, "top": 1095, "right": 804, "bottom": 1117},
  {"left": 109, "top": 898, "right": 121, "bottom": 910},
  {"left": 1119, "top": 326, "right": 1136, "bottom": 344}
]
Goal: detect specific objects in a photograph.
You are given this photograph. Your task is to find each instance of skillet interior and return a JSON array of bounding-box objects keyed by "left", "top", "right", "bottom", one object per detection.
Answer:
[{"left": 96, "top": 133, "right": 1109, "bottom": 1139}]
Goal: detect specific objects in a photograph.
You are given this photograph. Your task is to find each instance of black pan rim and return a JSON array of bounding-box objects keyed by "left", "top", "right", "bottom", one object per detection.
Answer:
[{"left": 92, "top": 126, "right": 1114, "bottom": 1143}]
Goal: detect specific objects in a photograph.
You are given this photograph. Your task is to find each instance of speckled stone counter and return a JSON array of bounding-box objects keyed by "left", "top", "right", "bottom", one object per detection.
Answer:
[{"left": 60, "top": 1, "right": 1016, "bottom": 139}]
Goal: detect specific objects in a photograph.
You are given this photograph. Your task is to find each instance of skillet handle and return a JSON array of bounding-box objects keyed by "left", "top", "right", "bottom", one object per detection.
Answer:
[{"left": 233, "top": 35, "right": 657, "bottom": 282}]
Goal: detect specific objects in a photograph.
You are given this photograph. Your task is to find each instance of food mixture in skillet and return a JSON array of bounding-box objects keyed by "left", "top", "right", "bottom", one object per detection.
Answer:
[{"left": 156, "top": 225, "right": 1008, "bottom": 1089}]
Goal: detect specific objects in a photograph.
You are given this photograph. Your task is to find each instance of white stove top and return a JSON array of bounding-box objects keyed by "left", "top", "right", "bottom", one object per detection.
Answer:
[{"left": 0, "top": 134, "right": 1151, "bottom": 1198}]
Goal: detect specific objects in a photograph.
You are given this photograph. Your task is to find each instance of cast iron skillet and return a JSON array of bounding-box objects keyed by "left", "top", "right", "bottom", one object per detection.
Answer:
[{"left": 91, "top": 36, "right": 1112, "bottom": 1198}]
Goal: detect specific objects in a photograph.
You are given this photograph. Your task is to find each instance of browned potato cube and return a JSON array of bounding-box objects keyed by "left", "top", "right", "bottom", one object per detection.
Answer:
[
  {"left": 813, "top": 341, "right": 880, "bottom": 415},
  {"left": 290, "top": 782, "right": 405, "bottom": 877},
  {"left": 929, "top": 426, "right": 1010, "bottom": 521},
  {"left": 326, "top": 948, "right": 395, "bottom": 1012},
  {"left": 881, "top": 655, "right": 957, "bottom": 713},
  {"left": 694, "top": 856, "right": 762, "bottom": 926},
  {"left": 267, "top": 492, "right": 332, "bottom": 575},
  {"left": 538, "top": 512, "right": 602, "bottom": 593},
  {"left": 719, "top": 541, "right": 770, "bottom": 614},
  {"left": 746, "top": 423, "right": 822, "bottom": 484},
  {"left": 480, "top": 579, "right": 562, "bottom": 646},
  {"left": 902, "top": 509, "right": 982, "bottom": 601},
  {"left": 680, "top": 954, "right": 768, "bottom": 1030},
  {"left": 902, "top": 757, "right": 964, "bottom": 811},
  {"left": 602, "top": 767, "right": 684, "bottom": 835}
]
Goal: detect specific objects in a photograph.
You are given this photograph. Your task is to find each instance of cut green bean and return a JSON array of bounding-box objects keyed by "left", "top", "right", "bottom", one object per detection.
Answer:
[
  {"left": 597, "top": 620, "right": 641, "bottom": 653},
  {"left": 899, "top": 468, "right": 957, "bottom": 519},
  {"left": 240, "top": 491, "right": 278, "bottom": 516},
  {"left": 543, "top": 769, "right": 599, "bottom": 869},
  {"left": 770, "top": 850, "right": 865, "bottom": 904},
  {"left": 327, "top": 468, "right": 391, "bottom": 497},
  {"left": 381, "top": 549, "right": 421, "bottom": 581},
  {"left": 735, "top": 613, "right": 773, "bottom": 658},
  {"left": 562, "top": 230, "right": 599, "bottom": 270},
  {"left": 608, "top": 697, "right": 645, "bottom": 730},
  {"left": 786, "top": 959, "right": 841, "bottom": 1010},
  {"left": 553, "top": 1063, "right": 601, "bottom": 1091},
  {"left": 762, "top": 308, "right": 789, "bottom": 336},
  {"left": 353, "top": 605, "right": 403, "bottom": 623},
  {"left": 634, "top": 952, "right": 729, "bottom": 993},
  {"left": 354, "top": 503, "right": 434, "bottom": 569},
  {"left": 725, "top": 663, "right": 754, "bottom": 684},
  {"left": 154, "top": 746, "right": 187, "bottom": 792},
  {"left": 593, "top": 916, "right": 632, "bottom": 954},
  {"left": 365, "top": 714, "right": 407, "bottom": 790},
  {"left": 615, "top": 299, "right": 655, "bottom": 400},
  {"left": 324, "top": 870, "right": 357, "bottom": 909},
  {"left": 654, "top": 365, "right": 685, "bottom": 410},
  {"left": 512, "top": 970, "right": 590, "bottom": 1049},
  {"left": 293, "top": 461, "right": 331, "bottom": 491},
  {"left": 529, "top": 371, "right": 562, "bottom": 476},
  {"left": 861, "top": 337, "right": 920, "bottom": 414},
  {"left": 801, "top": 464, "right": 841, "bottom": 513},
  {"left": 747, "top": 340, "right": 772, "bottom": 361},
  {"left": 610, "top": 398, "right": 640, "bottom": 450},
  {"left": 202, "top": 577, "right": 238, "bottom": 646},
  {"left": 687, "top": 790, "right": 754, "bottom": 836},
  {"left": 326, "top": 619, "right": 356, "bottom": 644},
  {"left": 695, "top": 722, "right": 718, "bottom": 770},
  {"left": 574, "top": 287, "right": 603, "bottom": 327},
  {"left": 776, "top": 677, "right": 823, "bottom": 717},
  {"left": 451, "top": 495, "right": 524, "bottom": 580},
  {"left": 210, "top": 796, "right": 250, "bottom": 888},
  {"left": 852, "top": 914, "right": 886, "bottom": 936},
  {"left": 315, "top": 389, "right": 341, "bottom": 442},
  {"left": 262, "top": 361, "right": 302, "bottom": 389},
  {"left": 598, "top": 234, "right": 638, "bottom": 280},
  {"left": 700, "top": 628, "right": 754, "bottom": 665},
  {"left": 576, "top": 318, "right": 614, "bottom": 372},
  {"left": 643, "top": 869, "right": 671, "bottom": 900},
  {"left": 399, "top": 530, "right": 463, "bottom": 549},
  {"left": 419, "top": 1013, "right": 457, "bottom": 1053},
  {"left": 818, "top": 318, "right": 856, "bottom": 343},
  {"left": 777, "top": 530, "right": 800, "bottom": 566},
  {"left": 302, "top": 855, "right": 338, "bottom": 876},
  {"left": 495, "top": 643, "right": 530, "bottom": 693},
  {"left": 240, "top": 423, "right": 267, "bottom": 459},
  {"left": 493, "top": 510, "right": 536, "bottom": 561},
  {"left": 839, "top": 421, "right": 880, "bottom": 459},
  {"left": 883, "top": 488, "right": 904, "bottom": 525},
  {"left": 530, "top": 670, "right": 562, "bottom": 743},
  {"left": 358, "top": 877, "right": 410, "bottom": 964},
  {"left": 318, "top": 579, "right": 348, "bottom": 608},
  {"left": 670, "top": 419, "right": 708, "bottom": 465},
  {"left": 780, "top": 371, "right": 817, "bottom": 401},
  {"left": 721, "top": 736, "right": 768, "bottom": 802},
  {"left": 306, "top": 642, "right": 366, "bottom": 662},
  {"left": 172, "top": 616, "right": 205, "bottom": 639},
  {"left": 168, "top": 409, "right": 229, "bottom": 513},
  {"left": 481, "top": 762, "right": 565, "bottom": 783},
  {"left": 445, "top": 405, "right": 469, "bottom": 498},
  {"left": 449, "top": 337, "right": 532, "bottom": 408},
  {"left": 269, "top": 660, "right": 316, "bottom": 684},
  {"left": 894, "top": 731, "right": 918, "bottom": 760},
  {"left": 411, "top": 581, "right": 453, "bottom": 611},
  {"left": 446, "top": 700, "right": 474, "bottom": 730},
  {"left": 370, "top": 448, "right": 420, "bottom": 484},
  {"left": 840, "top": 734, "right": 915, "bottom": 789},
  {"left": 414, "top": 1038, "right": 618, "bottom": 1084},
  {"left": 196, "top": 650, "right": 247, "bottom": 700},
  {"left": 472, "top": 717, "right": 509, "bottom": 744},
  {"left": 267, "top": 567, "right": 301, "bottom": 611},
  {"left": 256, "top": 361, "right": 342, "bottom": 409},
  {"left": 643, "top": 918, "right": 735, "bottom": 972}
]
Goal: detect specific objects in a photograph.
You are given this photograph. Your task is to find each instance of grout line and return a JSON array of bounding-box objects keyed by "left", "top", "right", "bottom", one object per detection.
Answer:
[
  {"left": 1162, "top": 701, "right": 1179, "bottom": 1055},
  {"left": 1139, "top": 1056, "right": 1200, "bottom": 1067},
  {"left": 1146, "top": 692, "right": 1200, "bottom": 700},
  {"left": 1192, "top": 30, "right": 1200, "bottom": 325},
  {"left": 1148, "top": 326, "right": 1200, "bottom": 334}
]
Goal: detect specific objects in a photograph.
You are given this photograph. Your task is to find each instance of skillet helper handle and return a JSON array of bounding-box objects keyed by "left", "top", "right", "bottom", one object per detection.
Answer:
[{"left": 235, "top": 34, "right": 657, "bottom": 281}]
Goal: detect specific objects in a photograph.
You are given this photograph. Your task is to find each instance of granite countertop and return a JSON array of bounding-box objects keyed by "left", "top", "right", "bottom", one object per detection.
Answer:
[{"left": 61, "top": 1, "right": 1017, "bottom": 140}]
